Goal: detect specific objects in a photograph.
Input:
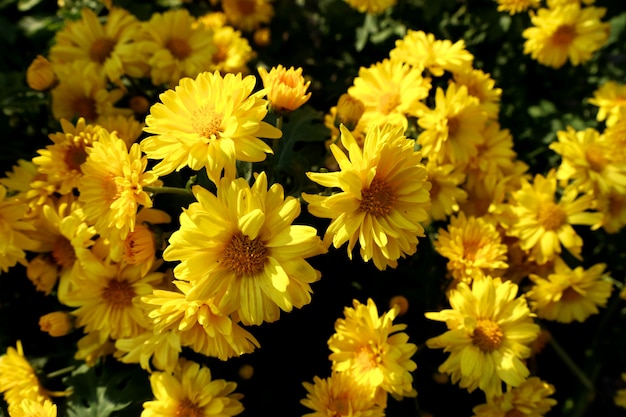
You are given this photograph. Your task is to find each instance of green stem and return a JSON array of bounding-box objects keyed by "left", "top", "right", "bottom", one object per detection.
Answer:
[
  {"left": 144, "top": 186, "right": 193, "bottom": 196},
  {"left": 46, "top": 365, "right": 76, "bottom": 379},
  {"left": 548, "top": 335, "right": 594, "bottom": 392},
  {"left": 272, "top": 114, "right": 283, "bottom": 155}
]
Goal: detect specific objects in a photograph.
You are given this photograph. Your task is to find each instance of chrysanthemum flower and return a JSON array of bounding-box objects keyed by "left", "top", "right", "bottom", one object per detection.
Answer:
[
  {"left": 301, "top": 372, "right": 384, "bottom": 417},
  {"left": 303, "top": 124, "right": 431, "bottom": 270},
  {"left": 527, "top": 257, "right": 613, "bottom": 323},
  {"left": 39, "top": 311, "right": 74, "bottom": 337},
  {"left": 258, "top": 64, "right": 311, "bottom": 113},
  {"left": 79, "top": 129, "right": 158, "bottom": 256},
  {"left": 494, "top": 0, "right": 540, "bottom": 15},
  {"left": 97, "top": 114, "right": 145, "bottom": 147},
  {"left": 417, "top": 83, "right": 487, "bottom": 166},
  {"left": 328, "top": 298, "right": 417, "bottom": 402},
  {"left": 141, "top": 70, "right": 281, "bottom": 184},
  {"left": 32, "top": 118, "right": 103, "bottom": 195},
  {"left": 507, "top": 170, "right": 602, "bottom": 265},
  {"left": 0, "top": 185, "right": 37, "bottom": 273},
  {"left": 66, "top": 262, "right": 164, "bottom": 342},
  {"left": 115, "top": 328, "right": 182, "bottom": 373},
  {"left": 424, "top": 162, "right": 467, "bottom": 222},
  {"left": 143, "top": 281, "right": 260, "bottom": 360},
  {"left": 51, "top": 61, "right": 129, "bottom": 122},
  {"left": 49, "top": 7, "right": 142, "bottom": 84},
  {"left": 0, "top": 341, "right": 50, "bottom": 410},
  {"left": 616, "top": 373, "right": 626, "bottom": 409},
  {"left": 347, "top": 59, "right": 430, "bottom": 132},
  {"left": 26, "top": 55, "right": 57, "bottom": 91},
  {"left": 434, "top": 212, "right": 508, "bottom": 283},
  {"left": 8, "top": 398, "right": 57, "bottom": 417},
  {"left": 203, "top": 23, "right": 256, "bottom": 74},
  {"left": 164, "top": 172, "right": 325, "bottom": 326},
  {"left": 142, "top": 359, "right": 243, "bottom": 417},
  {"left": 588, "top": 80, "right": 626, "bottom": 127},
  {"left": 344, "top": 0, "right": 397, "bottom": 15},
  {"left": 390, "top": 30, "right": 474, "bottom": 76},
  {"left": 465, "top": 121, "right": 521, "bottom": 182},
  {"left": 471, "top": 377, "right": 556, "bottom": 417},
  {"left": 453, "top": 69, "right": 502, "bottom": 119},
  {"left": 522, "top": 3, "right": 610, "bottom": 69},
  {"left": 596, "top": 189, "right": 626, "bottom": 234},
  {"left": 222, "top": 0, "right": 275, "bottom": 32},
  {"left": 550, "top": 126, "right": 626, "bottom": 194},
  {"left": 426, "top": 277, "right": 540, "bottom": 398}
]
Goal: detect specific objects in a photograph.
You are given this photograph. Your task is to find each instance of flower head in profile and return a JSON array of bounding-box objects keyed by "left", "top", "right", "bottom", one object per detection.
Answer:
[
  {"left": 434, "top": 212, "right": 508, "bottom": 284},
  {"left": 507, "top": 170, "right": 602, "bottom": 265},
  {"left": 0, "top": 185, "right": 37, "bottom": 273},
  {"left": 163, "top": 172, "right": 325, "bottom": 326},
  {"left": 222, "top": 0, "right": 275, "bottom": 32},
  {"left": 39, "top": 311, "right": 74, "bottom": 337},
  {"left": 8, "top": 398, "right": 57, "bottom": 417},
  {"left": 301, "top": 372, "right": 384, "bottom": 417},
  {"left": 588, "top": 80, "right": 626, "bottom": 127},
  {"left": 26, "top": 55, "right": 57, "bottom": 91},
  {"left": 303, "top": 124, "right": 431, "bottom": 270},
  {"left": 258, "top": 64, "right": 311, "bottom": 113},
  {"left": 494, "top": 0, "right": 540, "bottom": 15},
  {"left": 142, "top": 359, "right": 243, "bottom": 417},
  {"left": 347, "top": 59, "right": 431, "bottom": 132},
  {"left": 471, "top": 377, "right": 556, "bottom": 417},
  {"left": 344, "top": 0, "right": 397, "bottom": 15},
  {"left": 426, "top": 277, "right": 540, "bottom": 398},
  {"left": 328, "top": 298, "right": 417, "bottom": 402},
  {"left": 141, "top": 70, "right": 281, "bottom": 184},
  {"left": 527, "top": 257, "right": 613, "bottom": 323},
  {"left": 0, "top": 341, "right": 50, "bottom": 410},
  {"left": 522, "top": 3, "right": 610, "bottom": 69},
  {"left": 390, "top": 30, "right": 474, "bottom": 76}
]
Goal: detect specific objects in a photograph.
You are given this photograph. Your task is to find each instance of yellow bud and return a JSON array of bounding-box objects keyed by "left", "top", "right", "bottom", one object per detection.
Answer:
[
  {"left": 26, "top": 55, "right": 57, "bottom": 91},
  {"left": 336, "top": 94, "right": 364, "bottom": 130},
  {"left": 253, "top": 27, "right": 271, "bottom": 47},
  {"left": 39, "top": 312, "right": 73, "bottom": 337}
]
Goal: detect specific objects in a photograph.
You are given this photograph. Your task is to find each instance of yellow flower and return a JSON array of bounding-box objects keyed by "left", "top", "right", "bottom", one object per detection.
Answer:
[
  {"left": 347, "top": 59, "right": 431, "bottom": 132},
  {"left": 471, "top": 377, "right": 556, "bottom": 417},
  {"left": 32, "top": 118, "right": 103, "bottom": 195},
  {"left": 133, "top": 8, "right": 216, "bottom": 87},
  {"left": 328, "top": 298, "right": 417, "bottom": 401},
  {"left": 596, "top": 189, "right": 626, "bottom": 234},
  {"left": 303, "top": 125, "right": 431, "bottom": 270},
  {"left": 26, "top": 55, "right": 57, "bottom": 91},
  {"left": 344, "top": 0, "right": 397, "bottom": 15},
  {"left": 205, "top": 24, "right": 256, "bottom": 74},
  {"left": 39, "top": 312, "right": 74, "bottom": 337},
  {"left": 142, "top": 359, "right": 243, "bottom": 417},
  {"left": 453, "top": 69, "right": 502, "bottom": 119},
  {"left": 78, "top": 129, "right": 158, "bottom": 256},
  {"left": 74, "top": 331, "right": 116, "bottom": 366},
  {"left": 494, "top": 0, "right": 540, "bottom": 15},
  {"left": 115, "top": 329, "right": 182, "bottom": 373},
  {"left": 141, "top": 70, "right": 281, "bottom": 184},
  {"left": 424, "top": 162, "right": 467, "bottom": 222},
  {"left": 434, "top": 212, "right": 508, "bottom": 284},
  {"left": 522, "top": 3, "right": 610, "bottom": 69},
  {"left": 550, "top": 126, "right": 626, "bottom": 195},
  {"left": 417, "top": 83, "right": 487, "bottom": 166},
  {"left": 142, "top": 281, "right": 260, "bottom": 360},
  {"left": 616, "top": 373, "right": 626, "bottom": 409},
  {"left": 301, "top": 372, "right": 384, "bottom": 417},
  {"left": 51, "top": 61, "right": 129, "bottom": 123},
  {"left": 0, "top": 341, "right": 50, "bottom": 410},
  {"left": 0, "top": 185, "right": 37, "bottom": 273},
  {"left": 334, "top": 93, "right": 366, "bottom": 131},
  {"left": 163, "top": 172, "right": 325, "bottom": 326},
  {"left": 49, "top": 7, "right": 142, "bottom": 84},
  {"left": 258, "top": 64, "right": 311, "bottom": 113},
  {"left": 588, "top": 81, "right": 626, "bottom": 127},
  {"left": 426, "top": 277, "right": 540, "bottom": 398},
  {"left": 527, "top": 257, "right": 613, "bottom": 323},
  {"left": 8, "top": 398, "right": 57, "bottom": 417},
  {"left": 222, "top": 0, "right": 274, "bottom": 32},
  {"left": 122, "top": 208, "right": 171, "bottom": 275},
  {"left": 96, "top": 114, "right": 145, "bottom": 147},
  {"left": 507, "top": 170, "right": 602, "bottom": 265},
  {"left": 390, "top": 30, "right": 474, "bottom": 76}
]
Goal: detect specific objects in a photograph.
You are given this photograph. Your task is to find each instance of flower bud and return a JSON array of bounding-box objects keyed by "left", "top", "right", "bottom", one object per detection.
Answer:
[{"left": 26, "top": 55, "right": 58, "bottom": 91}]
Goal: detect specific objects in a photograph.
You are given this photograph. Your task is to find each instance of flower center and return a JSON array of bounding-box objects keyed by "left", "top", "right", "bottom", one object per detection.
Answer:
[
  {"left": 551, "top": 24, "right": 576, "bottom": 47},
  {"left": 236, "top": 0, "right": 256, "bottom": 15},
  {"left": 378, "top": 92, "right": 400, "bottom": 115},
  {"left": 102, "top": 280, "right": 135, "bottom": 309},
  {"left": 585, "top": 144, "right": 608, "bottom": 172},
  {"left": 537, "top": 202, "right": 567, "bottom": 231},
  {"left": 175, "top": 399, "right": 204, "bottom": 417},
  {"left": 221, "top": 232, "right": 267, "bottom": 276},
  {"left": 72, "top": 97, "right": 97, "bottom": 122},
  {"left": 462, "top": 238, "right": 483, "bottom": 262},
  {"left": 191, "top": 107, "right": 223, "bottom": 140},
  {"left": 329, "top": 395, "right": 350, "bottom": 417},
  {"left": 64, "top": 145, "right": 88, "bottom": 171},
  {"left": 355, "top": 344, "right": 381, "bottom": 373},
  {"left": 212, "top": 46, "right": 228, "bottom": 64},
  {"left": 505, "top": 410, "right": 526, "bottom": 417},
  {"left": 89, "top": 37, "right": 116, "bottom": 64},
  {"left": 166, "top": 37, "right": 193, "bottom": 60},
  {"left": 447, "top": 116, "right": 460, "bottom": 137},
  {"left": 560, "top": 286, "right": 581, "bottom": 302},
  {"left": 52, "top": 236, "right": 76, "bottom": 268},
  {"left": 472, "top": 319, "right": 504, "bottom": 352},
  {"left": 359, "top": 177, "right": 396, "bottom": 217}
]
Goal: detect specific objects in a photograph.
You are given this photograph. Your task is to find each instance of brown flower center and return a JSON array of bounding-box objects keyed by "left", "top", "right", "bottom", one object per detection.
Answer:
[
  {"left": 447, "top": 116, "right": 460, "bottom": 137},
  {"left": 551, "top": 24, "right": 576, "bottom": 47},
  {"left": 472, "top": 319, "right": 504, "bottom": 352},
  {"left": 166, "top": 37, "right": 192, "bottom": 60},
  {"left": 72, "top": 97, "right": 97, "bottom": 122},
  {"left": 52, "top": 236, "right": 76, "bottom": 269},
  {"left": 378, "top": 92, "right": 400, "bottom": 115},
  {"left": 359, "top": 177, "right": 396, "bottom": 217},
  {"left": 585, "top": 144, "right": 608, "bottom": 172},
  {"left": 191, "top": 107, "right": 223, "bottom": 140},
  {"left": 236, "top": 0, "right": 256, "bottom": 15},
  {"left": 102, "top": 280, "right": 135, "bottom": 309},
  {"left": 329, "top": 395, "right": 350, "bottom": 417},
  {"left": 89, "top": 37, "right": 116, "bottom": 64},
  {"left": 537, "top": 202, "right": 567, "bottom": 231},
  {"left": 175, "top": 399, "right": 204, "bottom": 417},
  {"left": 561, "top": 286, "right": 581, "bottom": 302},
  {"left": 64, "top": 145, "right": 88, "bottom": 171},
  {"left": 221, "top": 232, "right": 267, "bottom": 276}
]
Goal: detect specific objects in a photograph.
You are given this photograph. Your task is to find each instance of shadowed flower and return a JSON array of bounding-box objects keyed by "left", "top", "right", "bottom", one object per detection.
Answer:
[
  {"left": 471, "top": 377, "right": 556, "bottom": 417},
  {"left": 222, "top": 0, "right": 275, "bottom": 32},
  {"left": 344, "top": 0, "right": 397, "bottom": 15}
]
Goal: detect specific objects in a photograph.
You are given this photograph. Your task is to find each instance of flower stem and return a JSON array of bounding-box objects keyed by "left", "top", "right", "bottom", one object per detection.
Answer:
[
  {"left": 548, "top": 335, "right": 594, "bottom": 392},
  {"left": 144, "top": 186, "right": 193, "bottom": 196}
]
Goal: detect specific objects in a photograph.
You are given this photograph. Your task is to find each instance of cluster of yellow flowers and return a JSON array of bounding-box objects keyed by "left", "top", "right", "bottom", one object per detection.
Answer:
[{"left": 1, "top": 0, "right": 625, "bottom": 416}]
